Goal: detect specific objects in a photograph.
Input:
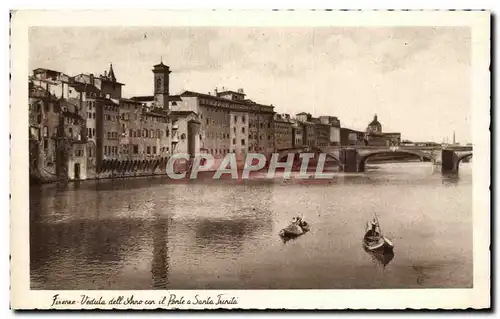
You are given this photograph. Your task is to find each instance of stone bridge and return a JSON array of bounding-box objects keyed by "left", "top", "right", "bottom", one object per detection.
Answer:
[{"left": 277, "top": 145, "right": 473, "bottom": 174}]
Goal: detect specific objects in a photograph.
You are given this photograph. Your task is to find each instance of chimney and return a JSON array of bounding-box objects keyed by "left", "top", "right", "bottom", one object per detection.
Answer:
[{"left": 90, "top": 73, "right": 94, "bottom": 85}]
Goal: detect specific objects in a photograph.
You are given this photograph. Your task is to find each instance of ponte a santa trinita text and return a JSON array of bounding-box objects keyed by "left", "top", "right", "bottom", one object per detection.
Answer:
[{"left": 29, "top": 62, "right": 472, "bottom": 183}]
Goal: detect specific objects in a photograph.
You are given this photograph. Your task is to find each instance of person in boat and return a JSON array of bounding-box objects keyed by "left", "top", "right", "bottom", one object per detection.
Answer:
[
  {"left": 300, "top": 218, "right": 308, "bottom": 228},
  {"left": 366, "top": 218, "right": 380, "bottom": 238}
]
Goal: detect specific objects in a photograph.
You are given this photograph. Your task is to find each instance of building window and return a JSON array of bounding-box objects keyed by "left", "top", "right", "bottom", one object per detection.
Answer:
[
  {"left": 233, "top": 127, "right": 236, "bottom": 133},
  {"left": 242, "top": 116, "right": 246, "bottom": 124},
  {"left": 232, "top": 138, "right": 236, "bottom": 145},
  {"left": 153, "top": 146, "right": 157, "bottom": 154},
  {"left": 43, "top": 139, "right": 48, "bottom": 150},
  {"left": 43, "top": 126, "right": 48, "bottom": 137},
  {"left": 242, "top": 127, "right": 245, "bottom": 134},
  {"left": 150, "top": 129, "right": 154, "bottom": 138},
  {"left": 133, "top": 144, "right": 138, "bottom": 154},
  {"left": 241, "top": 139, "right": 245, "bottom": 146},
  {"left": 268, "top": 122, "right": 271, "bottom": 128},
  {"left": 147, "top": 146, "right": 151, "bottom": 154},
  {"left": 144, "top": 129, "right": 148, "bottom": 138},
  {"left": 68, "top": 127, "right": 73, "bottom": 137},
  {"left": 268, "top": 135, "right": 271, "bottom": 140},
  {"left": 156, "top": 78, "right": 162, "bottom": 92},
  {"left": 234, "top": 115, "right": 238, "bottom": 122},
  {"left": 129, "top": 129, "right": 133, "bottom": 137}
]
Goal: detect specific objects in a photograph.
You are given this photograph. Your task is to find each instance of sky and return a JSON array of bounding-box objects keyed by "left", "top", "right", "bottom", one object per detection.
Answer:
[{"left": 29, "top": 27, "right": 471, "bottom": 143}]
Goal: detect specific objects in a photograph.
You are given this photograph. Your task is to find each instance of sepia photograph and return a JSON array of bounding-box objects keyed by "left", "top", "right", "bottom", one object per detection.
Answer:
[{"left": 10, "top": 10, "right": 490, "bottom": 310}]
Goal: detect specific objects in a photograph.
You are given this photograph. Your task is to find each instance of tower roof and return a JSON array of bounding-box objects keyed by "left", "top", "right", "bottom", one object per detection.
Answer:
[
  {"left": 153, "top": 61, "right": 171, "bottom": 70},
  {"left": 108, "top": 63, "right": 116, "bottom": 82}
]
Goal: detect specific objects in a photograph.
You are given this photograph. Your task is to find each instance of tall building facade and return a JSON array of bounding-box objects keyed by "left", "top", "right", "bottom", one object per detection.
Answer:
[
  {"left": 175, "top": 89, "right": 275, "bottom": 161},
  {"left": 273, "top": 113, "right": 293, "bottom": 150}
]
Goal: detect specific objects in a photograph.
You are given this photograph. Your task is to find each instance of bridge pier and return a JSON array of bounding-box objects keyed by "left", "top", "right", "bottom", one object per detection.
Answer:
[
  {"left": 441, "top": 149, "right": 460, "bottom": 174},
  {"left": 339, "top": 149, "right": 359, "bottom": 172}
]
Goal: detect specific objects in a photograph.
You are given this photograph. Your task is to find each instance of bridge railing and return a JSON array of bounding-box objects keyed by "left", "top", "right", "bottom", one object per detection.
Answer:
[
  {"left": 277, "top": 145, "right": 473, "bottom": 153},
  {"left": 318, "top": 145, "right": 473, "bottom": 152}
]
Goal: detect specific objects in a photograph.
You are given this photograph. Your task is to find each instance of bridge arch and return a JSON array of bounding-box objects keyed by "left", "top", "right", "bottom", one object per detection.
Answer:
[
  {"left": 358, "top": 150, "right": 433, "bottom": 172},
  {"left": 455, "top": 152, "right": 473, "bottom": 172}
]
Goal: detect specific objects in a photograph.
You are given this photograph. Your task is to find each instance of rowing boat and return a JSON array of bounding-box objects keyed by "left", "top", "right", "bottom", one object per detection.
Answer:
[{"left": 363, "top": 214, "right": 394, "bottom": 252}]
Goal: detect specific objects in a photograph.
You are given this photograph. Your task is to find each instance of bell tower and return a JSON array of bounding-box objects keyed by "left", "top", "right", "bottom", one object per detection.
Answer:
[{"left": 152, "top": 61, "right": 171, "bottom": 109}]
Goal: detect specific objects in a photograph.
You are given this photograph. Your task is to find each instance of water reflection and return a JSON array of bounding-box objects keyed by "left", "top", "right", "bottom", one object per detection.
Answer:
[
  {"left": 30, "top": 162, "right": 472, "bottom": 289},
  {"left": 195, "top": 218, "right": 262, "bottom": 249},
  {"left": 151, "top": 217, "right": 169, "bottom": 289},
  {"left": 442, "top": 173, "right": 460, "bottom": 186},
  {"left": 363, "top": 246, "right": 395, "bottom": 268}
]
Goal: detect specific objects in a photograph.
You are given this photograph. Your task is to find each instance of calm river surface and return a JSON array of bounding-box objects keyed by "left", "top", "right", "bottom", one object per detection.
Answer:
[{"left": 30, "top": 162, "right": 472, "bottom": 289}]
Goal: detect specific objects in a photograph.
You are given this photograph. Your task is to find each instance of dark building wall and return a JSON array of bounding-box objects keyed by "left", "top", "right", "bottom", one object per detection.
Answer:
[
  {"left": 100, "top": 81, "right": 122, "bottom": 99},
  {"left": 200, "top": 104, "right": 231, "bottom": 157},
  {"left": 315, "top": 123, "right": 330, "bottom": 147},
  {"left": 274, "top": 120, "right": 293, "bottom": 151},
  {"left": 340, "top": 128, "right": 365, "bottom": 146},
  {"left": 95, "top": 100, "right": 105, "bottom": 172}
]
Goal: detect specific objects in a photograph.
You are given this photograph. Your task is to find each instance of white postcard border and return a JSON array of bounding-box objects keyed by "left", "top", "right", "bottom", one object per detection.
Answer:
[{"left": 10, "top": 9, "right": 491, "bottom": 310}]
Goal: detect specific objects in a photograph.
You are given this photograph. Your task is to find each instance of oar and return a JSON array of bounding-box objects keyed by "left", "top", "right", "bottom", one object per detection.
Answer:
[{"left": 374, "top": 211, "right": 383, "bottom": 237}]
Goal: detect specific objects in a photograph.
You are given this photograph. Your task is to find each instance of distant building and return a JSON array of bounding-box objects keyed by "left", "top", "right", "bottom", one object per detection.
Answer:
[
  {"left": 313, "top": 120, "right": 330, "bottom": 148},
  {"left": 340, "top": 127, "right": 365, "bottom": 146},
  {"left": 29, "top": 70, "right": 88, "bottom": 181},
  {"left": 318, "top": 116, "right": 341, "bottom": 146},
  {"left": 174, "top": 88, "right": 275, "bottom": 161},
  {"left": 291, "top": 120, "right": 304, "bottom": 148},
  {"left": 170, "top": 111, "right": 201, "bottom": 157},
  {"left": 273, "top": 113, "right": 293, "bottom": 150},
  {"left": 364, "top": 114, "right": 401, "bottom": 146},
  {"left": 295, "top": 112, "right": 316, "bottom": 148},
  {"left": 73, "top": 64, "right": 124, "bottom": 99}
]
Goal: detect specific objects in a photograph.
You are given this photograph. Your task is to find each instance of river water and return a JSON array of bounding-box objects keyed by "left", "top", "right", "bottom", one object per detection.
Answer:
[{"left": 30, "top": 162, "right": 472, "bottom": 289}]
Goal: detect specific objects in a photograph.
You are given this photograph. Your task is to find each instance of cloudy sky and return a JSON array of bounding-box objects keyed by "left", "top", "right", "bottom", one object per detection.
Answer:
[{"left": 29, "top": 27, "right": 471, "bottom": 143}]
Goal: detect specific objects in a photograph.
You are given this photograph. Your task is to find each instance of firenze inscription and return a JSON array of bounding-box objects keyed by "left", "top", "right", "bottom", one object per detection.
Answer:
[{"left": 50, "top": 293, "right": 239, "bottom": 308}]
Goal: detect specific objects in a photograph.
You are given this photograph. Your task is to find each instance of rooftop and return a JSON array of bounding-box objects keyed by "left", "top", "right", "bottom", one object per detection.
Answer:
[
  {"left": 217, "top": 90, "right": 246, "bottom": 97},
  {"left": 181, "top": 90, "right": 274, "bottom": 109}
]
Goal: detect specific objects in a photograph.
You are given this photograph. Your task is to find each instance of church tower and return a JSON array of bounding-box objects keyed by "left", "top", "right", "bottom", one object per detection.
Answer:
[{"left": 152, "top": 61, "right": 171, "bottom": 109}]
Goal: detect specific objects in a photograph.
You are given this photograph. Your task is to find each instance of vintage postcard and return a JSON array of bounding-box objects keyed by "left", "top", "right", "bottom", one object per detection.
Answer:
[{"left": 10, "top": 10, "right": 490, "bottom": 310}]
